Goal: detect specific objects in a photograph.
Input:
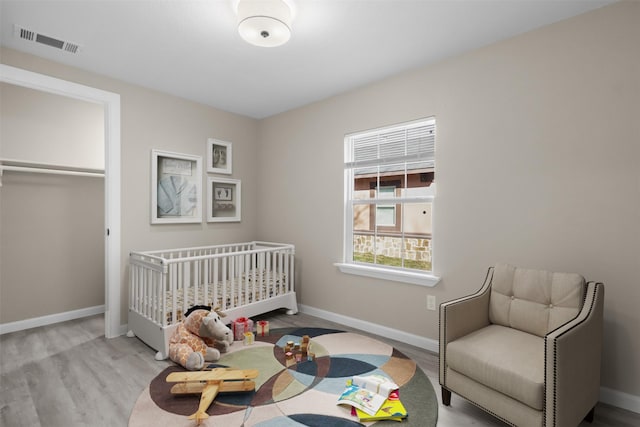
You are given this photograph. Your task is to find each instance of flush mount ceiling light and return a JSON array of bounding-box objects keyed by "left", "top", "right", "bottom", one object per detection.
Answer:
[{"left": 236, "top": 0, "right": 292, "bottom": 47}]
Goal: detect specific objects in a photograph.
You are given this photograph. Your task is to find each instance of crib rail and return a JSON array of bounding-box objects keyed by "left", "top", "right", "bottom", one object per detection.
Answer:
[{"left": 129, "top": 241, "right": 295, "bottom": 327}]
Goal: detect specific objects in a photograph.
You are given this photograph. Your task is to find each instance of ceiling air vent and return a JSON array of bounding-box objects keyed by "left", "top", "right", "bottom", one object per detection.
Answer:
[{"left": 14, "top": 25, "right": 82, "bottom": 54}]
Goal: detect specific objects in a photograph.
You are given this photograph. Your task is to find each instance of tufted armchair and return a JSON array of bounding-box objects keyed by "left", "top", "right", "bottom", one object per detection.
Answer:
[{"left": 439, "top": 263, "right": 604, "bottom": 427}]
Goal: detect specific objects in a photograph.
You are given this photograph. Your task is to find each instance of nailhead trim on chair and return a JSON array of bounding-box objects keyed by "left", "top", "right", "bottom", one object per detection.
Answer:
[
  {"left": 439, "top": 267, "right": 512, "bottom": 424},
  {"left": 439, "top": 266, "right": 514, "bottom": 426},
  {"left": 544, "top": 281, "right": 601, "bottom": 427},
  {"left": 439, "top": 267, "right": 494, "bottom": 388},
  {"left": 542, "top": 285, "right": 587, "bottom": 427}
]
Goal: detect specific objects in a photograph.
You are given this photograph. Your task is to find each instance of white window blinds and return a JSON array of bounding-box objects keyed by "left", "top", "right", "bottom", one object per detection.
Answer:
[{"left": 345, "top": 118, "right": 435, "bottom": 170}]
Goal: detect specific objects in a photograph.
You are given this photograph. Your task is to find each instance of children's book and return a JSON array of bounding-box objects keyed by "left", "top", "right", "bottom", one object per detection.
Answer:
[
  {"left": 336, "top": 374, "right": 400, "bottom": 416},
  {"left": 337, "top": 384, "right": 388, "bottom": 416},
  {"left": 355, "top": 396, "right": 408, "bottom": 422}
]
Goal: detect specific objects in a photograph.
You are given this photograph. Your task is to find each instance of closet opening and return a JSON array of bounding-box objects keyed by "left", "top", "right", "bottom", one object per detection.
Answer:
[{"left": 0, "top": 64, "right": 121, "bottom": 338}]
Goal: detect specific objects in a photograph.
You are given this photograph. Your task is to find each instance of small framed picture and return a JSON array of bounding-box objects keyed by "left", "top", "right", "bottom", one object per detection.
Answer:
[
  {"left": 151, "top": 149, "right": 202, "bottom": 224},
  {"left": 208, "top": 177, "right": 241, "bottom": 222},
  {"left": 207, "top": 138, "right": 232, "bottom": 174}
]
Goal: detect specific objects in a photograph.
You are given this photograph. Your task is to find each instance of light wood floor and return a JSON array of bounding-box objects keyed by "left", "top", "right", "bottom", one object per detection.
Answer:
[{"left": 1, "top": 310, "right": 638, "bottom": 426}]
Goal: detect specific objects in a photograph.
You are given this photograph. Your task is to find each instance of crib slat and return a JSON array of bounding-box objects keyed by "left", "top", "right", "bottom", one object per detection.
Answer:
[
  {"left": 283, "top": 252, "right": 289, "bottom": 294},
  {"left": 144, "top": 269, "right": 150, "bottom": 319},
  {"left": 171, "top": 264, "right": 178, "bottom": 325},
  {"left": 246, "top": 253, "right": 253, "bottom": 305},
  {"left": 278, "top": 251, "right": 283, "bottom": 296},
  {"left": 258, "top": 251, "right": 264, "bottom": 301},
  {"left": 222, "top": 253, "right": 227, "bottom": 310},
  {"left": 213, "top": 256, "right": 219, "bottom": 309},
  {"left": 203, "top": 258, "right": 210, "bottom": 307},
  {"left": 289, "top": 251, "right": 295, "bottom": 293},
  {"left": 230, "top": 255, "right": 236, "bottom": 308},
  {"left": 182, "top": 261, "right": 189, "bottom": 319},
  {"left": 129, "top": 265, "right": 137, "bottom": 313},
  {"left": 150, "top": 269, "right": 156, "bottom": 324},
  {"left": 266, "top": 253, "right": 271, "bottom": 299},
  {"left": 162, "top": 267, "right": 166, "bottom": 326},
  {"left": 130, "top": 265, "right": 137, "bottom": 313},
  {"left": 194, "top": 257, "right": 200, "bottom": 306}
]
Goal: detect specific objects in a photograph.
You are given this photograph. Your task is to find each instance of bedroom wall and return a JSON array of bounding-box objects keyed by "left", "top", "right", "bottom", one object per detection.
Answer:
[
  {"left": 0, "top": 47, "right": 261, "bottom": 329},
  {"left": 0, "top": 83, "right": 105, "bottom": 323},
  {"left": 257, "top": 1, "right": 640, "bottom": 402},
  {"left": 0, "top": 83, "right": 104, "bottom": 169},
  {"left": 0, "top": 174, "right": 104, "bottom": 322}
]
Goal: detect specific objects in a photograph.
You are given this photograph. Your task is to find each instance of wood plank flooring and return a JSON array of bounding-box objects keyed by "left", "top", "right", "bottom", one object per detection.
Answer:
[{"left": 1, "top": 311, "right": 638, "bottom": 426}]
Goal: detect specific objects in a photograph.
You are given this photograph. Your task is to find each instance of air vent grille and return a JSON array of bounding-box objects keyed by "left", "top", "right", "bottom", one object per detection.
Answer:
[
  {"left": 19, "top": 27, "right": 35, "bottom": 41},
  {"left": 14, "top": 25, "right": 82, "bottom": 54},
  {"left": 64, "top": 43, "right": 80, "bottom": 54},
  {"left": 35, "top": 33, "right": 65, "bottom": 49}
]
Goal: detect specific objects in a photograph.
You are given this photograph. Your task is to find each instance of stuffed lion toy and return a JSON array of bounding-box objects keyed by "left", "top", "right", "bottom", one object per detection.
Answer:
[{"left": 168, "top": 306, "right": 233, "bottom": 370}]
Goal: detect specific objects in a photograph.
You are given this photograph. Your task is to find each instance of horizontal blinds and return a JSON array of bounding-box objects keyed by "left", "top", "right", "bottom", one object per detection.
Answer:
[{"left": 345, "top": 118, "right": 435, "bottom": 170}]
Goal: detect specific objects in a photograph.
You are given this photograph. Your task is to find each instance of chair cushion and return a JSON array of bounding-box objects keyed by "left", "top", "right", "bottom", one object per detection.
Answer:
[
  {"left": 446, "top": 324, "right": 544, "bottom": 410},
  {"left": 490, "top": 263, "right": 584, "bottom": 337}
]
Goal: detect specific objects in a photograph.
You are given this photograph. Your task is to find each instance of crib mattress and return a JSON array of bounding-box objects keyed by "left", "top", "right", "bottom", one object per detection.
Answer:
[{"left": 137, "top": 272, "right": 286, "bottom": 326}]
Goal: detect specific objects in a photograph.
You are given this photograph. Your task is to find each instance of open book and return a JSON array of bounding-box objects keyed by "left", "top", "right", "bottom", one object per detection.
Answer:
[{"left": 336, "top": 374, "right": 399, "bottom": 416}]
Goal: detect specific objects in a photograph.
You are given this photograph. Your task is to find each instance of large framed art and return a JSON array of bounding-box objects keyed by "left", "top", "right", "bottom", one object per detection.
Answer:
[{"left": 151, "top": 149, "right": 202, "bottom": 224}]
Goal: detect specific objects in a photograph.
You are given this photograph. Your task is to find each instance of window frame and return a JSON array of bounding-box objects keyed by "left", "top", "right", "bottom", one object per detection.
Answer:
[{"left": 336, "top": 118, "right": 440, "bottom": 287}]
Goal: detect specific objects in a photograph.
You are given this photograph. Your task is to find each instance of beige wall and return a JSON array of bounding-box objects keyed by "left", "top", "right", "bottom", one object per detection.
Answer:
[
  {"left": 257, "top": 1, "right": 639, "bottom": 398},
  {"left": 0, "top": 83, "right": 105, "bottom": 169},
  {"left": 0, "top": 173, "right": 104, "bottom": 321},
  {"left": 0, "top": 83, "right": 105, "bottom": 322},
  {"left": 0, "top": 47, "right": 261, "bottom": 328}
]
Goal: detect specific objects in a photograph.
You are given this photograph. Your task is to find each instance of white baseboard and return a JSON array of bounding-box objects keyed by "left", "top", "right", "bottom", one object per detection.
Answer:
[
  {"left": 0, "top": 305, "right": 105, "bottom": 335},
  {"left": 600, "top": 386, "right": 640, "bottom": 415},
  {"left": 298, "top": 304, "right": 439, "bottom": 353},
  {"left": 298, "top": 304, "right": 639, "bottom": 415}
]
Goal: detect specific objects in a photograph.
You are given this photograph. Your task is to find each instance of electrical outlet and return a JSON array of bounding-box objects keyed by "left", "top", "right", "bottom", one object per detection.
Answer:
[{"left": 427, "top": 295, "right": 436, "bottom": 311}]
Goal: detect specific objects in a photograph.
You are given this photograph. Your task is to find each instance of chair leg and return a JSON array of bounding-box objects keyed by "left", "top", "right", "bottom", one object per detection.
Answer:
[
  {"left": 584, "top": 406, "right": 595, "bottom": 423},
  {"left": 441, "top": 387, "right": 451, "bottom": 406}
]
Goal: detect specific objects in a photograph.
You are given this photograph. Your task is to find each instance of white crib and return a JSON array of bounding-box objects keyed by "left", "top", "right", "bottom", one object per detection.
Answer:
[{"left": 127, "top": 241, "right": 297, "bottom": 360}]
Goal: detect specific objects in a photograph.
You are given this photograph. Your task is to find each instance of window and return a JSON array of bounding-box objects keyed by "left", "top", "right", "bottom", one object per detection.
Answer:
[
  {"left": 376, "top": 185, "right": 396, "bottom": 226},
  {"left": 337, "top": 118, "right": 439, "bottom": 286}
]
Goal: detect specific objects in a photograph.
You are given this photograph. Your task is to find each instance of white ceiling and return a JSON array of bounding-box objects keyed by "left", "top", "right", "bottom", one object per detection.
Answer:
[{"left": 1, "top": 0, "right": 615, "bottom": 119}]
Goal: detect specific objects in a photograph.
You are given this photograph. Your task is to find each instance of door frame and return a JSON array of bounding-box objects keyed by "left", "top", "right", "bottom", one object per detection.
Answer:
[{"left": 0, "top": 64, "right": 122, "bottom": 338}]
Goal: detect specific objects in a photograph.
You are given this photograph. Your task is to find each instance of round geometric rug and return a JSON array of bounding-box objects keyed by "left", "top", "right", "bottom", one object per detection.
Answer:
[{"left": 129, "top": 327, "right": 438, "bottom": 426}]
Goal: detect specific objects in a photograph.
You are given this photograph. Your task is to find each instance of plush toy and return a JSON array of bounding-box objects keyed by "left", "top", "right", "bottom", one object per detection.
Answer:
[{"left": 168, "top": 306, "right": 233, "bottom": 370}]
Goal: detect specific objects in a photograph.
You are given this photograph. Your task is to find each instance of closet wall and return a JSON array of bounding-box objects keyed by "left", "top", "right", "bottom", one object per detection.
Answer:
[{"left": 0, "top": 82, "right": 105, "bottom": 323}]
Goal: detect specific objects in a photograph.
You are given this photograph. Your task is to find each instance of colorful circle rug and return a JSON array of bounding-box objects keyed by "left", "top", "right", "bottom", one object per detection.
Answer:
[{"left": 129, "top": 327, "right": 438, "bottom": 426}]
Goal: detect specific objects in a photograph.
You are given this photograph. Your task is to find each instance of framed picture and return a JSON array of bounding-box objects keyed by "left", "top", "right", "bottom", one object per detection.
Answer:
[
  {"left": 207, "top": 177, "right": 241, "bottom": 222},
  {"left": 151, "top": 149, "right": 202, "bottom": 224},
  {"left": 207, "top": 138, "right": 232, "bottom": 174}
]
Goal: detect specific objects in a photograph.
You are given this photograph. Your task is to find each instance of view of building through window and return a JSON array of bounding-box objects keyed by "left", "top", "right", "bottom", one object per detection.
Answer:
[{"left": 345, "top": 118, "right": 435, "bottom": 272}]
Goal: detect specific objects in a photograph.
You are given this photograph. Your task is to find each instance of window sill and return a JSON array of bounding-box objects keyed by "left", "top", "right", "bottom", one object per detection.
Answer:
[{"left": 334, "top": 262, "right": 440, "bottom": 287}]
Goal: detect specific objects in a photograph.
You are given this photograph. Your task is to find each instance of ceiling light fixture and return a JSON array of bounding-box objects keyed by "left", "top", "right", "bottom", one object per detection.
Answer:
[{"left": 236, "top": 0, "right": 292, "bottom": 47}]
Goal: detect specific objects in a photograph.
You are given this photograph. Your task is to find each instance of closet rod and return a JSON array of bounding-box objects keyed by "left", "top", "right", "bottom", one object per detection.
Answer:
[{"left": 0, "top": 165, "right": 105, "bottom": 178}]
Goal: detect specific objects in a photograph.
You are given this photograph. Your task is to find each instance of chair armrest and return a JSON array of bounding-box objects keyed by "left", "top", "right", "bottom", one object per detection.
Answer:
[
  {"left": 544, "top": 281, "right": 604, "bottom": 427},
  {"left": 439, "top": 267, "right": 493, "bottom": 385}
]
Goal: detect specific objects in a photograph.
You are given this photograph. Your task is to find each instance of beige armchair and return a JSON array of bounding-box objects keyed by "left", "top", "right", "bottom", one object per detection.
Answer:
[{"left": 439, "top": 263, "right": 604, "bottom": 427}]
